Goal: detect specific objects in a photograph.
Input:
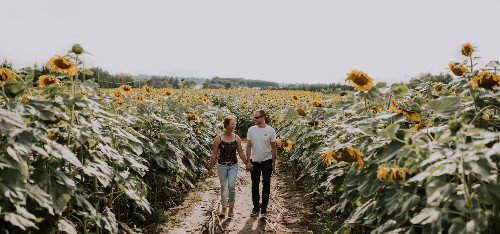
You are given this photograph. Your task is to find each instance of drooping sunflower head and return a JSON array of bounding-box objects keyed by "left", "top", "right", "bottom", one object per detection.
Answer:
[
  {"left": 296, "top": 107, "right": 308, "bottom": 117},
  {"left": 346, "top": 70, "right": 373, "bottom": 91},
  {"left": 471, "top": 71, "right": 500, "bottom": 90},
  {"left": 119, "top": 85, "right": 133, "bottom": 95},
  {"left": 38, "top": 75, "right": 60, "bottom": 88},
  {"left": 448, "top": 62, "right": 467, "bottom": 76},
  {"left": 0, "top": 68, "right": 16, "bottom": 85},
  {"left": 46, "top": 55, "right": 76, "bottom": 76},
  {"left": 321, "top": 150, "right": 334, "bottom": 166},
  {"left": 461, "top": 43, "right": 474, "bottom": 57},
  {"left": 414, "top": 121, "right": 429, "bottom": 131}
]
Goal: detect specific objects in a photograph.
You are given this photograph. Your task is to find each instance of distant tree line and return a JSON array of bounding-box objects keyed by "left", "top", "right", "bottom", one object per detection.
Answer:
[
  {"left": 278, "top": 83, "right": 354, "bottom": 93},
  {"left": 202, "top": 77, "right": 280, "bottom": 89}
]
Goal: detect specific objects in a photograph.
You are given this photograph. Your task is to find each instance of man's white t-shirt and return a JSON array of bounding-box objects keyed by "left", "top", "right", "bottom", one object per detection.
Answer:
[{"left": 247, "top": 125, "right": 276, "bottom": 162}]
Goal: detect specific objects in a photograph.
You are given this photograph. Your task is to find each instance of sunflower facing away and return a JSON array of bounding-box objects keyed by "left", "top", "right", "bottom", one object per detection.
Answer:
[
  {"left": 0, "top": 68, "right": 16, "bottom": 85},
  {"left": 296, "top": 107, "right": 308, "bottom": 117},
  {"left": 46, "top": 55, "right": 76, "bottom": 76},
  {"left": 448, "top": 62, "right": 467, "bottom": 76},
  {"left": 38, "top": 75, "right": 61, "bottom": 87},
  {"left": 461, "top": 43, "right": 474, "bottom": 57},
  {"left": 321, "top": 150, "right": 334, "bottom": 166},
  {"left": 346, "top": 70, "right": 373, "bottom": 91},
  {"left": 471, "top": 71, "right": 500, "bottom": 90}
]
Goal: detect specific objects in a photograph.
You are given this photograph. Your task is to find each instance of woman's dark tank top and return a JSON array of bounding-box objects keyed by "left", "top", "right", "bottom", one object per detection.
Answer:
[{"left": 218, "top": 135, "right": 237, "bottom": 164}]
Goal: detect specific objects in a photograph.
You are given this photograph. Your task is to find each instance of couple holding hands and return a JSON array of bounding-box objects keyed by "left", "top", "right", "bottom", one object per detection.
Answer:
[{"left": 208, "top": 109, "right": 277, "bottom": 218}]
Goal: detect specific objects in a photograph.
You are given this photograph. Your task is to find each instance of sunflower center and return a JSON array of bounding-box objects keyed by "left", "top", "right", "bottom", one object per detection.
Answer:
[
  {"left": 352, "top": 74, "right": 369, "bottom": 86},
  {"left": 54, "top": 58, "right": 72, "bottom": 69},
  {"left": 478, "top": 75, "right": 498, "bottom": 89}
]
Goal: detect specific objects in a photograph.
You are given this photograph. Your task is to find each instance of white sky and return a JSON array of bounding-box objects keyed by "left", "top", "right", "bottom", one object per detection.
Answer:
[{"left": 2, "top": 0, "right": 499, "bottom": 84}]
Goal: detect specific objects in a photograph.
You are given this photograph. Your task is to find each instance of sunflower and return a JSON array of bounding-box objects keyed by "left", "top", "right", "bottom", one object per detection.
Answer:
[
  {"left": 311, "top": 99, "right": 323, "bottom": 107},
  {"left": 186, "top": 113, "right": 200, "bottom": 121},
  {"left": 448, "top": 62, "right": 467, "bottom": 76},
  {"left": 308, "top": 119, "right": 321, "bottom": 127},
  {"left": 81, "top": 90, "right": 89, "bottom": 96},
  {"left": 377, "top": 164, "right": 390, "bottom": 180},
  {"left": 135, "top": 95, "right": 145, "bottom": 103},
  {"left": 346, "top": 70, "right": 373, "bottom": 91},
  {"left": 275, "top": 138, "right": 283, "bottom": 147},
  {"left": 38, "top": 75, "right": 61, "bottom": 87},
  {"left": 377, "top": 165, "right": 412, "bottom": 181},
  {"left": 20, "top": 94, "right": 29, "bottom": 103},
  {"left": 46, "top": 55, "right": 76, "bottom": 76},
  {"left": 433, "top": 82, "right": 443, "bottom": 94},
  {"left": 371, "top": 106, "right": 382, "bottom": 115},
  {"left": 414, "top": 122, "right": 429, "bottom": 131},
  {"left": 283, "top": 139, "right": 293, "bottom": 151},
  {"left": 296, "top": 107, "right": 308, "bottom": 117},
  {"left": 483, "top": 114, "right": 490, "bottom": 121},
  {"left": 471, "top": 71, "right": 500, "bottom": 90},
  {"left": 119, "top": 85, "right": 133, "bottom": 95},
  {"left": 163, "top": 89, "right": 173, "bottom": 96},
  {"left": 291, "top": 95, "right": 299, "bottom": 102},
  {"left": 461, "top": 43, "right": 474, "bottom": 57},
  {"left": 47, "top": 133, "right": 58, "bottom": 141},
  {"left": 141, "top": 85, "right": 152, "bottom": 95},
  {"left": 112, "top": 102, "right": 121, "bottom": 107},
  {"left": 0, "top": 68, "right": 16, "bottom": 85},
  {"left": 321, "top": 150, "right": 334, "bottom": 166}
]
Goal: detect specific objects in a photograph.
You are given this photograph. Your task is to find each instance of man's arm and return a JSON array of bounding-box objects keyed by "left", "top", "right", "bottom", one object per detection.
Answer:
[
  {"left": 271, "top": 141, "right": 277, "bottom": 174},
  {"left": 246, "top": 140, "right": 253, "bottom": 170}
]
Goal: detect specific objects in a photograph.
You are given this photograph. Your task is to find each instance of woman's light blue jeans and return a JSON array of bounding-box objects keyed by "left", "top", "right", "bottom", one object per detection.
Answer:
[{"left": 217, "top": 163, "right": 238, "bottom": 203}]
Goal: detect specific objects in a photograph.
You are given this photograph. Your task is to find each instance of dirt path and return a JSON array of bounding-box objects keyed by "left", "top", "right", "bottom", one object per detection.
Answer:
[{"left": 152, "top": 143, "right": 316, "bottom": 233}]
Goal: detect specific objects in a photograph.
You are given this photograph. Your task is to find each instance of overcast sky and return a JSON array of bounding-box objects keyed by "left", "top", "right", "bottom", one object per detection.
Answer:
[{"left": 2, "top": 0, "right": 499, "bottom": 84}]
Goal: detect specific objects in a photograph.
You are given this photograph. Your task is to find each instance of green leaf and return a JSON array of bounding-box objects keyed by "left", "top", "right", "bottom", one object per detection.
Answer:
[
  {"left": 80, "top": 68, "right": 94, "bottom": 76},
  {"left": 27, "top": 184, "right": 54, "bottom": 215},
  {"left": 3, "top": 79, "right": 25, "bottom": 99},
  {"left": 466, "top": 158, "right": 492, "bottom": 180},
  {"left": 378, "top": 123, "right": 400, "bottom": 141},
  {"left": 425, "top": 96, "right": 461, "bottom": 118},
  {"left": 449, "top": 218, "right": 466, "bottom": 234},
  {"left": 426, "top": 179, "right": 453, "bottom": 204},
  {"left": 4, "top": 211, "right": 37, "bottom": 230},
  {"left": 410, "top": 207, "right": 441, "bottom": 224},
  {"left": 58, "top": 219, "right": 77, "bottom": 234}
]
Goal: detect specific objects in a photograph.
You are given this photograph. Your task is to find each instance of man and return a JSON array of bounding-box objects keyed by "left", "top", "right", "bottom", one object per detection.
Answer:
[{"left": 245, "top": 109, "right": 277, "bottom": 218}]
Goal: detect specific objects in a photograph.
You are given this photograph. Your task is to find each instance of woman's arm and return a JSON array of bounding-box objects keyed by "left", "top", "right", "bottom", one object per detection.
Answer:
[
  {"left": 208, "top": 136, "right": 220, "bottom": 176},
  {"left": 235, "top": 135, "right": 247, "bottom": 164}
]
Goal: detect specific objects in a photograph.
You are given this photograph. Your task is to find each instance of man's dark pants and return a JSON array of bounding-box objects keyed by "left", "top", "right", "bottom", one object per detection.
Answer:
[{"left": 250, "top": 159, "right": 272, "bottom": 210}]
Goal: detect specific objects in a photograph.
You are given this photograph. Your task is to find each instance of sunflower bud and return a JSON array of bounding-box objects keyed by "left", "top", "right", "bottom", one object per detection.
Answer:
[
  {"left": 448, "top": 119, "right": 462, "bottom": 135},
  {"left": 72, "top": 44, "right": 83, "bottom": 55}
]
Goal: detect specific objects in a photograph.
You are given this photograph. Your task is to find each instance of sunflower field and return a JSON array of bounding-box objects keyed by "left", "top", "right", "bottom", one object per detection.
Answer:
[{"left": 1, "top": 43, "right": 500, "bottom": 233}]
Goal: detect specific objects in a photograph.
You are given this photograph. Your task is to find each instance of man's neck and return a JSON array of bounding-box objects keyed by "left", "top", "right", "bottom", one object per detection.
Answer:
[{"left": 257, "top": 123, "right": 266, "bottom": 128}]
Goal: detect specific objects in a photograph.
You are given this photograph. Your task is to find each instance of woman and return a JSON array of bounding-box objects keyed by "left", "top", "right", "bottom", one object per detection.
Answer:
[{"left": 208, "top": 115, "right": 247, "bottom": 217}]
